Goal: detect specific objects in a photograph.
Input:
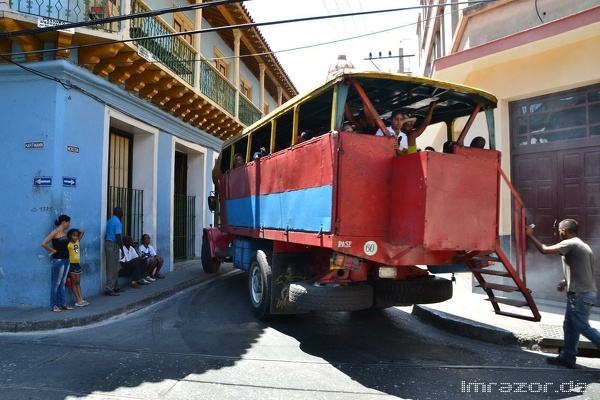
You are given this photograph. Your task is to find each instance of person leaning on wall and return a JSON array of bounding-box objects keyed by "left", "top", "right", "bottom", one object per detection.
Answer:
[{"left": 41, "top": 214, "right": 73, "bottom": 312}]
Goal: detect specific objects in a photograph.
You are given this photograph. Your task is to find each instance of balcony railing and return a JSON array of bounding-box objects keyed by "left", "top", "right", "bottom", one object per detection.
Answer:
[
  {"left": 8, "top": 0, "right": 121, "bottom": 32},
  {"left": 130, "top": 0, "right": 196, "bottom": 86},
  {"left": 199, "top": 60, "right": 236, "bottom": 116},
  {"left": 238, "top": 93, "right": 262, "bottom": 126},
  {"left": 9, "top": 0, "right": 266, "bottom": 128}
]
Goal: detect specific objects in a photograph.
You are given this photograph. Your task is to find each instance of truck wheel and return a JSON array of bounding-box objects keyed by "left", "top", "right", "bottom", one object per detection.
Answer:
[
  {"left": 289, "top": 281, "right": 373, "bottom": 311},
  {"left": 248, "top": 250, "right": 272, "bottom": 319},
  {"left": 373, "top": 277, "right": 453, "bottom": 307},
  {"left": 201, "top": 233, "right": 221, "bottom": 274}
]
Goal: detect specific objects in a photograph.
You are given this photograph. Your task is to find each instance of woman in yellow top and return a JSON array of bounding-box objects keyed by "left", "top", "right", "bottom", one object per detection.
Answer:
[{"left": 67, "top": 228, "right": 88, "bottom": 307}]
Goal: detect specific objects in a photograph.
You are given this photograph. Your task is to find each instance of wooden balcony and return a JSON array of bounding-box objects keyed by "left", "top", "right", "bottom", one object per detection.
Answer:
[{"left": 0, "top": 1, "right": 297, "bottom": 140}]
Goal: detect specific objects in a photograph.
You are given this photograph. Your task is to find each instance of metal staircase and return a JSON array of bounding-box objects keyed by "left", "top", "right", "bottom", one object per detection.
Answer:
[{"left": 465, "top": 168, "right": 541, "bottom": 322}]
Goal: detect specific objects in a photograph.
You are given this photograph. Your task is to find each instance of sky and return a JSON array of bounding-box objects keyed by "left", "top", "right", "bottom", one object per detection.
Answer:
[{"left": 243, "top": 0, "right": 421, "bottom": 93}]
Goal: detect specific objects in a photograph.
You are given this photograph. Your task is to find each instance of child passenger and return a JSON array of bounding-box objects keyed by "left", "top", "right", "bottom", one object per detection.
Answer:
[
  {"left": 67, "top": 228, "right": 88, "bottom": 307},
  {"left": 139, "top": 234, "right": 165, "bottom": 279}
]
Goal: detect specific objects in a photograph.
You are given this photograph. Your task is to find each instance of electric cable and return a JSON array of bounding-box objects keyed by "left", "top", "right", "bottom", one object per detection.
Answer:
[
  {"left": 0, "top": 0, "right": 246, "bottom": 39},
  {"left": 1, "top": 0, "right": 496, "bottom": 58},
  {"left": 0, "top": 0, "right": 496, "bottom": 113}
]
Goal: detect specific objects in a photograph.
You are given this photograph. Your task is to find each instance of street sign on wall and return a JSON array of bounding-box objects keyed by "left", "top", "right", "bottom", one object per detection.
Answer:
[
  {"left": 62, "top": 177, "right": 77, "bottom": 187},
  {"left": 33, "top": 177, "right": 52, "bottom": 187}
]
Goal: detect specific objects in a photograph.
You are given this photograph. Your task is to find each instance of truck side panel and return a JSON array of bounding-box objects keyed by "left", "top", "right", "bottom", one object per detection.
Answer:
[
  {"left": 392, "top": 150, "right": 499, "bottom": 252},
  {"left": 220, "top": 136, "right": 336, "bottom": 233},
  {"left": 335, "top": 132, "right": 396, "bottom": 238}
]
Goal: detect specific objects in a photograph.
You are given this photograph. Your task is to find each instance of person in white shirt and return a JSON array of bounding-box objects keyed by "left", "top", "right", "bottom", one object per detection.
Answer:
[
  {"left": 120, "top": 236, "right": 151, "bottom": 288},
  {"left": 375, "top": 109, "right": 409, "bottom": 152},
  {"left": 139, "top": 234, "right": 165, "bottom": 279},
  {"left": 376, "top": 102, "right": 437, "bottom": 155}
]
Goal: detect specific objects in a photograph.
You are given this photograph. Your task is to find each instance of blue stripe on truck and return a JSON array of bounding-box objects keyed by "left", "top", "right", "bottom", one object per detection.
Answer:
[{"left": 226, "top": 185, "right": 333, "bottom": 232}]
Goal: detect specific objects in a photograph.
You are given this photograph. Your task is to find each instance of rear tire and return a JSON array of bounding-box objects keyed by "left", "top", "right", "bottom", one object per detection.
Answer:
[
  {"left": 373, "top": 277, "right": 453, "bottom": 307},
  {"left": 289, "top": 281, "right": 373, "bottom": 311},
  {"left": 248, "top": 251, "right": 272, "bottom": 319},
  {"left": 201, "top": 233, "right": 221, "bottom": 274}
]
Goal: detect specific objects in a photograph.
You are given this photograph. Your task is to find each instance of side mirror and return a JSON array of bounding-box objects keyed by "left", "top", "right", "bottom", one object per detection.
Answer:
[{"left": 207, "top": 195, "right": 217, "bottom": 212}]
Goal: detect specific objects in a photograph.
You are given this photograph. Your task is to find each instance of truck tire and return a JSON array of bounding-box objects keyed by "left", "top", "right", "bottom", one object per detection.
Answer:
[
  {"left": 201, "top": 233, "right": 221, "bottom": 274},
  {"left": 373, "top": 277, "right": 453, "bottom": 307},
  {"left": 289, "top": 281, "right": 373, "bottom": 312},
  {"left": 248, "top": 250, "right": 272, "bottom": 319}
]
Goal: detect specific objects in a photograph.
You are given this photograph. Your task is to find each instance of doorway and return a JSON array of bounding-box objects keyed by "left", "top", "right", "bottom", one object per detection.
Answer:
[
  {"left": 174, "top": 151, "right": 196, "bottom": 260},
  {"left": 510, "top": 84, "right": 600, "bottom": 300}
]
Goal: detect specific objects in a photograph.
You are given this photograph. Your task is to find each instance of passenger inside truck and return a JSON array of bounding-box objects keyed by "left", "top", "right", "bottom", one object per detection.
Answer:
[
  {"left": 233, "top": 153, "right": 244, "bottom": 167},
  {"left": 341, "top": 122, "right": 354, "bottom": 132}
]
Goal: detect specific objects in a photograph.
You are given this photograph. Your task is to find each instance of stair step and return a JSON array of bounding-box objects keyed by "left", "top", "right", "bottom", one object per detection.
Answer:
[
  {"left": 486, "top": 297, "right": 528, "bottom": 307},
  {"left": 470, "top": 268, "right": 510, "bottom": 277},
  {"left": 495, "top": 311, "right": 541, "bottom": 322},
  {"left": 477, "top": 282, "right": 520, "bottom": 292}
]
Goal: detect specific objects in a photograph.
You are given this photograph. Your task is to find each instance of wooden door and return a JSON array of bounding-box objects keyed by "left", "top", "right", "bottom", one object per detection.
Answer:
[{"left": 510, "top": 84, "right": 600, "bottom": 300}]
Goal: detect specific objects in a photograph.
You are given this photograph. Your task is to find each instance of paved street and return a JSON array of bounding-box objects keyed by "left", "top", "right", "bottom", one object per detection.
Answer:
[{"left": 1, "top": 271, "right": 600, "bottom": 399}]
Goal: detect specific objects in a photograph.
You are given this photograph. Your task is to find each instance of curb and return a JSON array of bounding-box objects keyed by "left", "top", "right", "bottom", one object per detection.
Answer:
[
  {"left": 0, "top": 266, "right": 233, "bottom": 333},
  {"left": 412, "top": 304, "right": 541, "bottom": 348}
]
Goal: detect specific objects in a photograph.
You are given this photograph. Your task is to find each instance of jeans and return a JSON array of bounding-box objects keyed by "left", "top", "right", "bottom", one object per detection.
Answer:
[
  {"left": 50, "top": 258, "right": 70, "bottom": 308},
  {"left": 561, "top": 291, "right": 600, "bottom": 360}
]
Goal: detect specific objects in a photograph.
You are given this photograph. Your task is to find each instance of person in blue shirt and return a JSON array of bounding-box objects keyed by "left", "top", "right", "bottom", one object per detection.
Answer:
[{"left": 105, "top": 207, "right": 124, "bottom": 296}]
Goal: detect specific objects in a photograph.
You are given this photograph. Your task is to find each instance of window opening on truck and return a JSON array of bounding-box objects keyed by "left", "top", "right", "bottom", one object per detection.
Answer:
[
  {"left": 233, "top": 136, "right": 248, "bottom": 167},
  {"left": 220, "top": 146, "right": 232, "bottom": 173},
  {"left": 274, "top": 107, "right": 295, "bottom": 150},
  {"left": 250, "top": 124, "right": 272, "bottom": 159},
  {"left": 297, "top": 87, "right": 335, "bottom": 136}
]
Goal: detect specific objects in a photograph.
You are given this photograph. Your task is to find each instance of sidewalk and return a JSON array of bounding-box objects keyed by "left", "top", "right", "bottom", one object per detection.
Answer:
[
  {"left": 0, "top": 264, "right": 599, "bottom": 358},
  {"left": 413, "top": 285, "right": 600, "bottom": 353},
  {"left": 0, "top": 262, "right": 234, "bottom": 333}
]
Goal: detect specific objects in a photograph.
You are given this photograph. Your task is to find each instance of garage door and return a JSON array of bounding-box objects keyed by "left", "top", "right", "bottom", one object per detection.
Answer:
[{"left": 510, "top": 84, "right": 600, "bottom": 300}]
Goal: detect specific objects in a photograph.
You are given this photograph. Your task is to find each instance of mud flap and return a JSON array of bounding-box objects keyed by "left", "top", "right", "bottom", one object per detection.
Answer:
[{"left": 270, "top": 252, "right": 312, "bottom": 315}]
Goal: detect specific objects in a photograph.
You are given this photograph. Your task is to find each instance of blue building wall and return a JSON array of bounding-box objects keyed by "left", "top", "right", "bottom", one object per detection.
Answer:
[
  {"left": 0, "top": 72, "right": 106, "bottom": 306},
  {"left": 0, "top": 60, "right": 223, "bottom": 307}
]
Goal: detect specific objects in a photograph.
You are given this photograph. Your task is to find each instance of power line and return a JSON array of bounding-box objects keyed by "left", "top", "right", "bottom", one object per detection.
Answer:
[
  {"left": 0, "top": 0, "right": 245, "bottom": 39},
  {"left": 1, "top": 0, "right": 495, "bottom": 59},
  {"left": 0, "top": 0, "right": 492, "bottom": 123}
]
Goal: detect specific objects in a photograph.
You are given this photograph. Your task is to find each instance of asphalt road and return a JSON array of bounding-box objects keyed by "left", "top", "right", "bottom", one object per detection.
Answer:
[{"left": 1, "top": 270, "right": 599, "bottom": 399}]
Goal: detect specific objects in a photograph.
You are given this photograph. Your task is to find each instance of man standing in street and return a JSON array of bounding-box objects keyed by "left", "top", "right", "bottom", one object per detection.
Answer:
[
  {"left": 105, "top": 207, "right": 125, "bottom": 296},
  {"left": 526, "top": 219, "right": 600, "bottom": 368}
]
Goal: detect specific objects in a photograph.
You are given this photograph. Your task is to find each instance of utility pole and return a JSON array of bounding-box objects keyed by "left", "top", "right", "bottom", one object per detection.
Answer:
[{"left": 364, "top": 48, "right": 414, "bottom": 74}]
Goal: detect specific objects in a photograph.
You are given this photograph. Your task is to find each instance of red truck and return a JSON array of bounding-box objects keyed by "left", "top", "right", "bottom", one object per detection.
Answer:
[{"left": 203, "top": 71, "right": 540, "bottom": 321}]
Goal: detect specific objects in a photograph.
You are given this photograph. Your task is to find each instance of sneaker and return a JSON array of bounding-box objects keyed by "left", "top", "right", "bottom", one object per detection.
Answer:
[
  {"left": 546, "top": 356, "right": 576, "bottom": 369},
  {"left": 104, "top": 290, "right": 120, "bottom": 296},
  {"left": 145, "top": 276, "right": 156, "bottom": 282},
  {"left": 75, "top": 302, "right": 86, "bottom": 307},
  {"left": 138, "top": 279, "right": 150, "bottom": 285}
]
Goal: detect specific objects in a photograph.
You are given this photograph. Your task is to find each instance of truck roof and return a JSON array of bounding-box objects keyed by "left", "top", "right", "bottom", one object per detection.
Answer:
[{"left": 223, "top": 71, "right": 498, "bottom": 148}]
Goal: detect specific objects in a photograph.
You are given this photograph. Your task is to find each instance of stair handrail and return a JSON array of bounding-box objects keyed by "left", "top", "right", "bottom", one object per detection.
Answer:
[{"left": 499, "top": 168, "right": 528, "bottom": 286}]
